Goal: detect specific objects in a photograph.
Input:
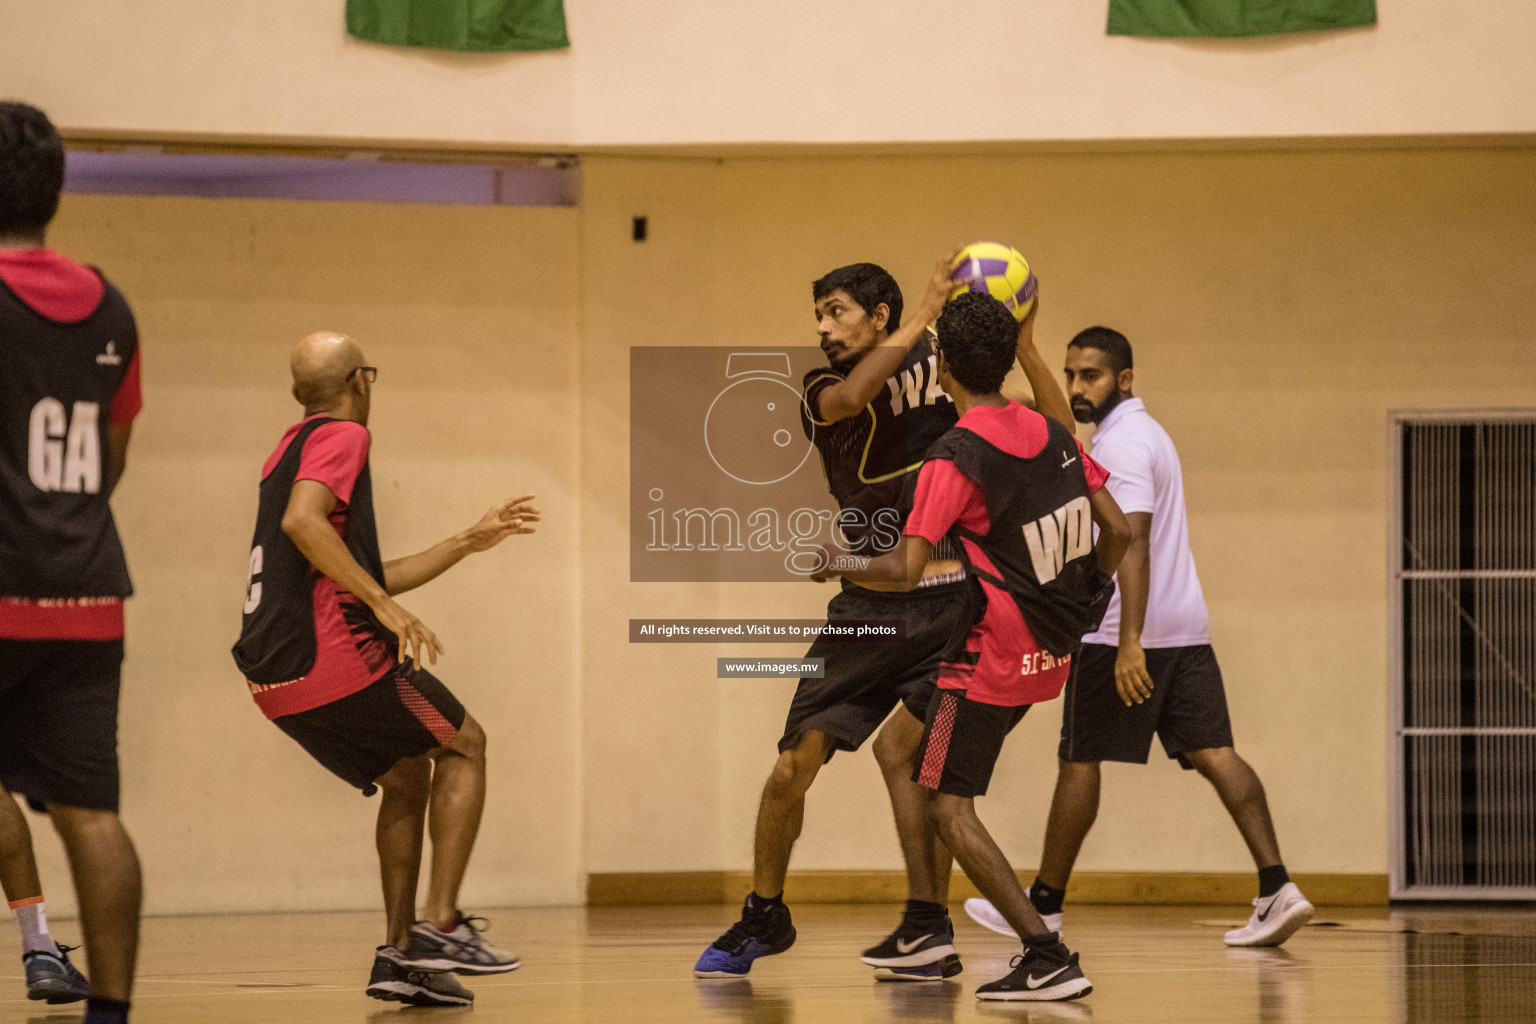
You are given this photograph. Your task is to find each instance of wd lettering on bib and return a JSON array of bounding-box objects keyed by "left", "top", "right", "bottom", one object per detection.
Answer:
[
  {"left": 925, "top": 418, "right": 1113, "bottom": 657},
  {"left": 1021, "top": 496, "right": 1093, "bottom": 584}
]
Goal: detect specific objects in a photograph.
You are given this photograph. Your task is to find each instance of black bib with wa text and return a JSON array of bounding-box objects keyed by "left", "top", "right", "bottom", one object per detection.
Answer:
[{"left": 801, "top": 334, "right": 959, "bottom": 556}]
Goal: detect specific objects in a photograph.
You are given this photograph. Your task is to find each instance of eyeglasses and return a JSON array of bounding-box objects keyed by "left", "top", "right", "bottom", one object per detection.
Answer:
[{"left": 348, "top": 366, "right": 378, "bottom": 384}]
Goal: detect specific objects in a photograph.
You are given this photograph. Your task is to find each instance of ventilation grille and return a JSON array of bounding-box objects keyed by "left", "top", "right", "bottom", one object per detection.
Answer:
[{"left": 1395, "top": 417, "right": 1536, "bottom": 897}]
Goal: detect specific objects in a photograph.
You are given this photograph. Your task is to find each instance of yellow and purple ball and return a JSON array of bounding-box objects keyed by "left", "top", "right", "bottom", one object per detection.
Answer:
[{"left": 947, "top": 242, "right": 1037, "bottom": 322}]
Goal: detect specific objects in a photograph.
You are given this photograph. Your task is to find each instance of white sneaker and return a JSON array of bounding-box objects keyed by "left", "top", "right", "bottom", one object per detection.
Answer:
[
  {"left": 1223, "top": 883, "right": 1314, "bottom": 947},
  {"left": 964, "top": 890, "right": 1064, "bottom": 940}
]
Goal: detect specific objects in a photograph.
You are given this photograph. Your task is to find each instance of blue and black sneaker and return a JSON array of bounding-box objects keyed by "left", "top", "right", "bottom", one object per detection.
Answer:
[{"left": 693, "top": 896, "right": 796, "bottom": 978}]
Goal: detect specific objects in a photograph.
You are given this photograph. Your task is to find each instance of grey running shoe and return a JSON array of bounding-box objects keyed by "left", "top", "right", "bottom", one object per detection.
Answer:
[
  {"left": 24, "top": 944, "right": 90, "bottom": 1003},
  {"left": 365, "top": 946, "right": 474, "bottom": 1007},
  {"left": 404, "top": 913, "right": 521, "bottom": 975}
]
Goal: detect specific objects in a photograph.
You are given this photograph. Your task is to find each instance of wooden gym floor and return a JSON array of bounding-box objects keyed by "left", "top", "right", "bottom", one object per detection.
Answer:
[{"left": 4, "top": 902, "right": 1535, "bottom": 1022}]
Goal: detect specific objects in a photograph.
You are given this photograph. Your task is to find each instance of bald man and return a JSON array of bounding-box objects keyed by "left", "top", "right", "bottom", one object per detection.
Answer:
[{"left": 233, "top": 333, "right": 539, "bottom": 1008}]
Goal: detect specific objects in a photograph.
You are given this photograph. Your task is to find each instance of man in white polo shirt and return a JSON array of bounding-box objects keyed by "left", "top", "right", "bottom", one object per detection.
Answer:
[{"left": 966, "top": 326, "right": 1312, "bottom": 947}]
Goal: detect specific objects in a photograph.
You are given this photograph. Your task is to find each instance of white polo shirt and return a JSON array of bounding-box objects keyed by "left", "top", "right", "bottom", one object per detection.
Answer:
[{"left": 1081, "top": 397, "right": 1211, "bottom": 649}]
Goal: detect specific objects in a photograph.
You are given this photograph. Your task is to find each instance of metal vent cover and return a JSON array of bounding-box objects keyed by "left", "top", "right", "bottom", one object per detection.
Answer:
[{"left": 1391, "top": 412, "right": 1536, "bottom": 898}]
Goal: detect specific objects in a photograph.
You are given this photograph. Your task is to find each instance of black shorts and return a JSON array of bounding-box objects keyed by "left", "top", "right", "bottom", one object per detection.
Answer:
[
  {"left": 911, "top": 688, "right": 1030, "bottom": 798},
  {"left": 274, "top": 663, "right": 467, "bottom": 795},
  {"left": 0, "top": 639, "right": 125, "bottom": 812},
  {"left": 1058, "top": 643, "right": 1234, "bottom": 769},
  {"left": 779, "top": 580, "right": 973, "bottom": 760}
]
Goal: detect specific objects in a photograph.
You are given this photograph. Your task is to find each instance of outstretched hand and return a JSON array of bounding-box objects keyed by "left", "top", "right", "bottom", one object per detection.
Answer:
[
  {"left": 463, "top": 494, "right": 541, "bottom": 553},
  {"left": 918, "top": 251, "right": 962, "bottom": 323}
]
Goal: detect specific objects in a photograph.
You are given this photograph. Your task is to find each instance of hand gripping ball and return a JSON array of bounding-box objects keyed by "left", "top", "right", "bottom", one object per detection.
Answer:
[{"left": 948, "top": 242, "right": 1038, "bottom": 322}]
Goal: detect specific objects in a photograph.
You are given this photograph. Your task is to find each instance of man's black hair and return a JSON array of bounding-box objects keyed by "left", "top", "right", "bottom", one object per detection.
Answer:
[
  {"left": 0, "top": 102, "right": 64, "bottom": 238},
  {"left": 812, "top": 263, "right": 903, "bottom": 334},
  {"left": 934, "top": 292, "right": 1018, "bottom": 395},
  {"left": 1068, "top": 326, "right": 1134, "bottom": 376}
]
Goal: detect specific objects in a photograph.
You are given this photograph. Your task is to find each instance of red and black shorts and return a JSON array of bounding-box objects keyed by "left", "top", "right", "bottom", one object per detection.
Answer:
[
  {"left": 911, "top": 686, "right": 1031, "bottom": 798},
  {"left": 0, "top": 638, "right": 125, "bottom": 812},
  {"left": 274, "top": 662, "right": 466, "bottom": 795}
]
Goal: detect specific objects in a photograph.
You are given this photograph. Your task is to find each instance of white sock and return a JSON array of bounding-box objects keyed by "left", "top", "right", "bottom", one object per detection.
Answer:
[{"left": 9, "top": 898, "right": 60, "bottom": 956}]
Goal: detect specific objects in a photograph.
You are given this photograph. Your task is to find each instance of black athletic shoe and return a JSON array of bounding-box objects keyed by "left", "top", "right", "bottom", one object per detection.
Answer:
[
  {"left": 365, "top": 946, "right": 474, "bottom": 1007},
  {"left": 974, "top": 937, "right": 1092, "bottom": 1002},
  {"left": 693, "top": 897, "right": 797, "bottom": 978},
  {"left": 873, "top": 952, "right": 964, "bottom": 982},
  {"left": 861, "top": 916, "right": 958, "bottom": 969}
]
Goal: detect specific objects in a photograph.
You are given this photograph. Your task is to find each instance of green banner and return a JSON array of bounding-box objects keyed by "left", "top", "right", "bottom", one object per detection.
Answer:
[
  {"left": 346, "top": 0, "right": 569, "bottom": 52},
  {"left": 1108, "top": 0, "right": 1376, "bottom": 38}
]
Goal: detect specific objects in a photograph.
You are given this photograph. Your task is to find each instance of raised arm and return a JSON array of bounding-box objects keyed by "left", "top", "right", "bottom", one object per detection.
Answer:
[
  {"left": 281, "top": 479, "right": 443, "bottom": 667},
  {"left": 383, "top": 495, "right": 539, "bottom": 595},
  {"left": 1014, "top": 297, "right": 1075, "bottom": 433},
  {"left": 812, "top": 256, "right": 955, "bottom": 424}
]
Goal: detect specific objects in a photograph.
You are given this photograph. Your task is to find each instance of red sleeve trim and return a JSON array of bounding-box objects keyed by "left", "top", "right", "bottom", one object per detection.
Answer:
[
  {"left": 110, "top": 344, "right": 143, "bottom": 426},
  {"left": 1077, "top": 439, "right": 1110, "bottom": 493},
  {"left": 295, "top": 421, "right": 371, "bottom": 506},
  {"left": 904, "top": 459, "right": 979, "bottom": 544}
]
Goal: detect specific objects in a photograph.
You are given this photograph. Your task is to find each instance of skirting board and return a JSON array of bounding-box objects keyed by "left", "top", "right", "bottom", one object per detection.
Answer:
[{"left": 587, "top": 871, "right": 1388, "bottom": 907}]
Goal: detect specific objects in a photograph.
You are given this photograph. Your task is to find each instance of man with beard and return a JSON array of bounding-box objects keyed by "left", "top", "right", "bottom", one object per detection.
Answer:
[
  {"left": 964, "top": 326, "right": 1314, "bottom": 948},
  {"left": 693, "top": 259, "right": 1076, "bottom": 981}
]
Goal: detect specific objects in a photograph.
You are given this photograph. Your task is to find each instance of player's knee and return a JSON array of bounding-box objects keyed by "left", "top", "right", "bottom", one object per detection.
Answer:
[
  {"left": 1057, "top": 759, "right": 1101, "bottom": 786},
  {"left": 379, "top": 754, "right": 432, "bottom": 796},
  {"left": 872, "top": 727, "right": 913, "bottom": 773},
  {"left": 45, "top": 804, "right": 122, "bottom": 844},
  {"left": 1185, "top": 746, "right": 1235, "bottom": 778},
  {"left": 452, "top": 715, "right": 487, "bottom": 761},
  {"left": 766, "top": 745, "right": 821, "bottom": 799},
  {"left": 924, "top": 793, "right": 966, "bottom": 835}
]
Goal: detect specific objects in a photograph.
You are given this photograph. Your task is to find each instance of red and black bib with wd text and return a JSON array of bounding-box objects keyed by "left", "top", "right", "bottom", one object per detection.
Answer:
[
  {"left": 926, "top": 417, "right": 1114, "bottom": 657},
  {"left": 0, "top": 274, "right": 136, "bottom": 598},
  {"left": 232, "top": 417, "right": 395, "bottom": 686}
]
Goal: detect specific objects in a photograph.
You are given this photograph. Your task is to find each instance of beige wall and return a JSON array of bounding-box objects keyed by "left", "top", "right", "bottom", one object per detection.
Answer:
[
  {"left": 578, "top": 144, "right": 1536, "bottom": 879},
  {"left": 19, "top": 142, "right": 1536, "bottom": 916},
  {"left": 2, "top": 1, "right": 1534, "bottom": 147},
  {"left": 25, "top": 196, "right": 584, "bottom": 917}
]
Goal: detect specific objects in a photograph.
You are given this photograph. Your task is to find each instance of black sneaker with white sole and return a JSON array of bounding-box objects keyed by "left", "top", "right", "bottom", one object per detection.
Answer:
[
  {"left": 366, "top": 946, "right": 475, "bottom": 1007},
  {"left": 861, "top": 916, "right": 958, "bottom": 969},
  {"left": 974, "top": 935, "right": 1092, "bottom": 1002}
]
